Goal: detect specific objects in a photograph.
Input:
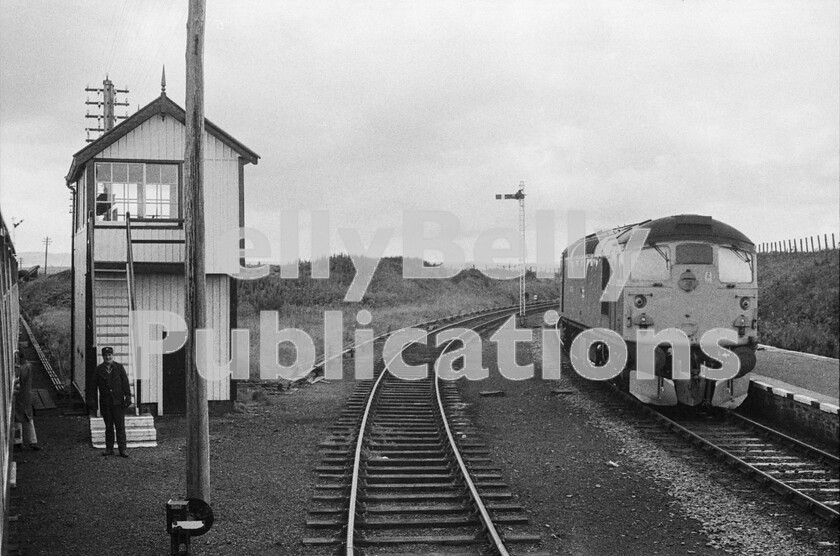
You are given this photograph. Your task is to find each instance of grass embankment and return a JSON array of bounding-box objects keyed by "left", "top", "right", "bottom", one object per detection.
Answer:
[
  {"left": 236, "top": 255, "right": 560, "bottom": 378},
  {"left": 18, "top": 270, "right": 73, "bottom": 382},
  {"left": 18, "top": 257, "right": 560, "bottom": 380},
  {"left": 25, "top": 251, "right": 834, "bottom": 373},
  {"left": 757, "top": 250, "right": 839, "bottom": 358}
]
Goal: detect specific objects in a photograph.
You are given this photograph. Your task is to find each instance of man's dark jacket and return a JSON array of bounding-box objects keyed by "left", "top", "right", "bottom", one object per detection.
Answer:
[{"left": 91, "top": 362, "right": 132, "bottom": 409}]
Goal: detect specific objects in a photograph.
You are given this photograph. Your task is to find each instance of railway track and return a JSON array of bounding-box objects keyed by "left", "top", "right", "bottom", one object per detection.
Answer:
[
  {"left": 654, "top": 406, "right": 839, "bottom": 525},
  {"left": 303, "top": 306, "right": 552, "bottom": 555},
  {"left": 577, "top": 375, "right": 840, "bottom": 526}
]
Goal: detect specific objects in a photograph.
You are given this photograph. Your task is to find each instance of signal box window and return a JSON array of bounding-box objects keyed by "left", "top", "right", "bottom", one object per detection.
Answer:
[
  {"left": 718, "top": 247, "right": 754, "bottom": 283},
  {"left": 95, "top": 162, "right": 179, "bottom": 221}
]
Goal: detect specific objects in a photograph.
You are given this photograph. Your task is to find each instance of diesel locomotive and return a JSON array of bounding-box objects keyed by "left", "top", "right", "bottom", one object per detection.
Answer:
[{"left": 559, "top": 214, "right": 757, "bottom": 408}]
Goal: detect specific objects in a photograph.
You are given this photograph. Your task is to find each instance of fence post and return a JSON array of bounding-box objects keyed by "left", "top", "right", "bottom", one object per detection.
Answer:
[
  {"left": 799, "top": 238, "right": 803, "bottom": 252},
  {"left": 810, "top": 237, "right": 814, "bottom": 251},
  {"left": 824, "top": 234, "right": 828, "bottom": 251},
  {"left": 817, "top": 236, "right": 822, "bottom": 251},
  {"left": 833, "top": 233, "right": 836, "bottom": 250}
]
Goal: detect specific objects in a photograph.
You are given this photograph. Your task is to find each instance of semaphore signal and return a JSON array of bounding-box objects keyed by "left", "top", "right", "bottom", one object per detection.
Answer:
[{"left": 495, "top": 181, "right": 526, "bottom": 322}]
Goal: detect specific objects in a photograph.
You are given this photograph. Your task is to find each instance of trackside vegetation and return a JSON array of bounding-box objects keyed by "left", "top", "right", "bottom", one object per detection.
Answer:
[
  {"left": 757, "top": 249, "right": 839, "bottom": 358},
  {"left": 17, "top": 250, "right": 838, "bottom": 382}
]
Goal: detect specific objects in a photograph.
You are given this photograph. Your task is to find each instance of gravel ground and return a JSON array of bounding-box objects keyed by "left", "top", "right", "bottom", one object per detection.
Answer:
[
  {"left": 10, "top": 376, "right": 358, "bottom": 555},
  {"left": 456, "top": 331, "right": 837, "bottom": 555},
  {"left": 10, "top": 326, "right": 839, "bottom": 555}
]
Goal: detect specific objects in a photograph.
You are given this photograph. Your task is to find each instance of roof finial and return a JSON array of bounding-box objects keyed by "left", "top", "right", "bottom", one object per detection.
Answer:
[{"left": 161, "top": 65, "right": 166, "bottom": 95}]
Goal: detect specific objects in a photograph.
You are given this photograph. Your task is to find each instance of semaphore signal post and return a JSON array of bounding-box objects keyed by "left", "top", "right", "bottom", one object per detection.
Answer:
[{"left": 495, "top": 181, "right": 526, "bottom": 323}]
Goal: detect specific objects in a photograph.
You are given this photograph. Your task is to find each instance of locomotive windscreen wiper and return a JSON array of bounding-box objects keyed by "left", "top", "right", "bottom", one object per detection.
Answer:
[
  {"left": 726, "top": 246, "right": 753, "bottom": 270},
  {"left": 651, "top": 244, "right": 671, "bottom": 268}
]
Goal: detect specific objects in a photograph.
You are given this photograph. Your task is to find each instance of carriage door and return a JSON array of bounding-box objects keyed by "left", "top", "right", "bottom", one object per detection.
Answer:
[{"left": 162, "top": 331, "right": 186, "bottom": 414}]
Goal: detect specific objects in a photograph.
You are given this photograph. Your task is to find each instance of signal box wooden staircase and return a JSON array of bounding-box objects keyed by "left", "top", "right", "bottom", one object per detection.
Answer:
[{"left": 89, "top": 216, "right": 157, "bottom": 448}]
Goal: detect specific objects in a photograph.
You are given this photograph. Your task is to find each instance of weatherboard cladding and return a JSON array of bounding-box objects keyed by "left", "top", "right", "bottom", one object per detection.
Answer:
[
  {"left": 94, "top": 226, "right": 185, "bottom": 264},
  {"left": 87, "top": 112, "right": 241, "bottom": 273},
  {"left": 66, "top": 93, "right": 259, "bottom": 184},
  {"left": 68, "top": 94, "right": 250, "bottom": 409},
  {"left": 132, "top": 273, "right": 231, "bottom": 409}
]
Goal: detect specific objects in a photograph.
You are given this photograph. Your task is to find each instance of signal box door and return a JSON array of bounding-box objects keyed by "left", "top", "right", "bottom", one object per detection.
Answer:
[{"left": 162, "top": 331, "right": 186, "bottom": 414}]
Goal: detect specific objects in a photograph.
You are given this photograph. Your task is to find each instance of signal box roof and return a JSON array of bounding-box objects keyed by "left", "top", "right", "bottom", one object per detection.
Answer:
[{"left": 66, "top": 93, "right": 259, "bottom": 184}]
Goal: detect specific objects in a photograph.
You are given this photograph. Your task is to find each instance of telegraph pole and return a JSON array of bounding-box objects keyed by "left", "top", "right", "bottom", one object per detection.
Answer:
[
  {"left": 184, "top": 0, "right": 210, "bottom": 503},
  {"left": 85, "top": 76, "right": 129, "bottom": 142},
  {"left": 495, "top": 181, "right": 526, "bottom": 322},
  {"left": 42, "top": 236, "right": 51, "bottom": 275}
]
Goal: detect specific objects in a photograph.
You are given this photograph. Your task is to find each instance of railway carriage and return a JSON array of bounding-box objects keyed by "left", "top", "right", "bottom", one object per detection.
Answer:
[{"left": 559, "top": 215, "right": 757, "bottom": 408}]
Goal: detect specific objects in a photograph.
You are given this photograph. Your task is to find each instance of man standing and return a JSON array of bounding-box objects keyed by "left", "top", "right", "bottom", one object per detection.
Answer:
[
  {"left": 14, "top": 360, "right": 40, "bottom": 451},
  {"left": 90, "top": 347, "right": 132, "bottom": 457}
]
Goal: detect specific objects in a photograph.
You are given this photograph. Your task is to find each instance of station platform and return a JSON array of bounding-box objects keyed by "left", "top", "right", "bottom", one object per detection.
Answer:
[
  {"left": 752, "top": 344, "right": 839, "bottom": 411},
  {"left": 740, "top": 345, "right": 839, "bottom": 448}
]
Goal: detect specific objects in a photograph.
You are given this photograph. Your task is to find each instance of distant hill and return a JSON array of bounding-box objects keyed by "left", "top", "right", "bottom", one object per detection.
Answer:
[
  {"left": 16, "top": 251, "right": 72, "bottom": 270},
  {"left": 236, "top": 255, "right": 559, "bottom": 311},
  {"left": 18, "top": 253, "right": 838, "bottom": 363}
]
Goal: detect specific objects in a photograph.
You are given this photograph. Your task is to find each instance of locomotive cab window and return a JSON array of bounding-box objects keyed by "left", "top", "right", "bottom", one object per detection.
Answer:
[
  {"left": 630, "top": 247, "right": 670, "bottom": 281},
  {"left": 718, "top": 247, "right": 754, "bottom": 283},
  {"left": 675, "top": 243, "right": 713, "bottom": 265}
]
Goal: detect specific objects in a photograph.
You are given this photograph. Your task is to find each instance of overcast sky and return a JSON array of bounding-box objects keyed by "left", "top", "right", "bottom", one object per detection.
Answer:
[{"left": 1, "top": 0, "right": 838, "bottom": 264}]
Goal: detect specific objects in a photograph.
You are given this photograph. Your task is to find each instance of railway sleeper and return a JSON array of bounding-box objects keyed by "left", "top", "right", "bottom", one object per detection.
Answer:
[
  {"left": 361, "top": 516, "right": 480, "bottom": 528},
  {"left": 354, "top": 533, "right": 485, "bottom": 546},
  {"left": 365, "top": 466, "right": 452, "bottom": 474},
  {"left": 363, "top": 474, "right": 457, "bottom": 484}
]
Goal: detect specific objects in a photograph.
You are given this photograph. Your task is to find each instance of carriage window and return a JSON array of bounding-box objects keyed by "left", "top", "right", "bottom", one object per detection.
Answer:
[
  {"left": 95, "top": 162, "right": 179, "bottom": 221},
  {"left": 630, "top": 247, "right": 670, "bottom": 280},
  {"left": 718, "top": 247, "right": 753, "bottom": 283},
  {"left": 676, "top": 244, "right": 713, "bottom": 265}
]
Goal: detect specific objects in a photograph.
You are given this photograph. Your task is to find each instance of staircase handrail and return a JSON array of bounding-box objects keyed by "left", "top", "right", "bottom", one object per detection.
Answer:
[{"left": 125, "top": 213, "right": 140, "bottom": 413}]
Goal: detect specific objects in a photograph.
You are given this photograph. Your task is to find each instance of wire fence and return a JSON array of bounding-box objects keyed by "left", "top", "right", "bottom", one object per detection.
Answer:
[{"left": 757, "top": 233, "right": 837, "bottom": 254}]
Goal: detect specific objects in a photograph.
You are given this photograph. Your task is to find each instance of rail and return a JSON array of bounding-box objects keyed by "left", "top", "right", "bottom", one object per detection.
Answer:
[
  {"left": 19, "top": 312, "right": 65, "bottom": 395},
  {"left": 434, "top": 313, "right": 515, "bottom": 555},
  {"left": 651, "top": 409, "right": 838, "bottom": 524},
  {"left": 607, "top": 384, "right": 840, "bottom": 525},
  {"left": 343, "top": 303, "right": 556, "bottom": 553},
  {"left": 297, "top": 301, "right": 555, "bottom": 385},
  {"left": 344, "top": 352, "right": 388, "bottom": 555},
  {"left": 724, "top": 412, "right": 839, "bottom": 468}
]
